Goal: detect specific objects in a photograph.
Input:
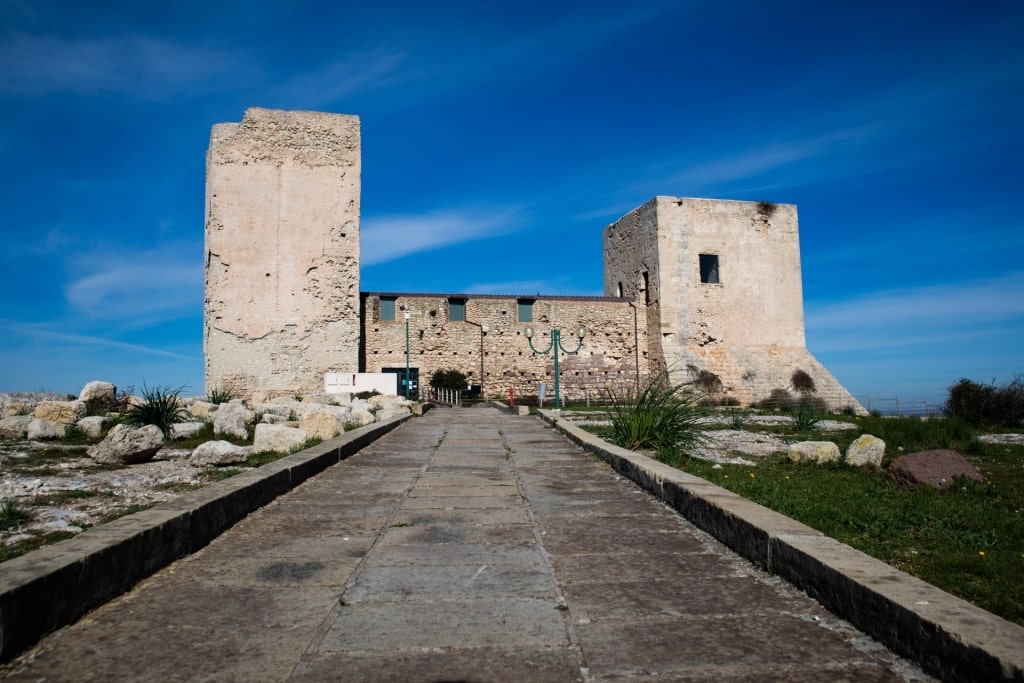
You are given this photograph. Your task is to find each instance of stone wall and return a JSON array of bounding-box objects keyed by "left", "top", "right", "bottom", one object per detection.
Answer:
[
  {"left": 204, "top": 108, "right": 361, "bottom": 399},
  {"left": 605, "top": 196, "right": 864, "bottom": 412},
  {"left": 361, "top": 294, "right": 649, "bottom": 401}
]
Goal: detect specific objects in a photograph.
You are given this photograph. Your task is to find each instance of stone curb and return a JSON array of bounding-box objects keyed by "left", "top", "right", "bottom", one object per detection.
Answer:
[
  {"left": 539, "top": 409, "right": 1024, "bottom": 683},
  {"left": 0, "top": 414, "right": 412, "bottom": 661}
]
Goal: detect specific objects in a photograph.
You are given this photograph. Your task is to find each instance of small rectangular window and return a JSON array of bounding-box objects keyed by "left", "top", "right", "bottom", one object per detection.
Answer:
[
  {"left": 449, "top": 298, "right": 466, "bottom": 322},
  {"left": 699, "top": 254, "right": 720, "bottom": 284},
  {"left": 380, "top": 297, "right": 396, "bottom": 321},
  {"left": 517, "top": 299, "right": 534, "bottom": 323}
]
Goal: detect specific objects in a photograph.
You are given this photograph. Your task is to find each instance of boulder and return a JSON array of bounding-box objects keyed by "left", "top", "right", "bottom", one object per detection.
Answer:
[
  {"left": 0, "top": 402, "right": 32, "bottom": 419},
  {"left": 368, "top": 395, "right": 407, "bottom": 412},
  {"left": 0, "top": 415, "right": 34, "bottom": 439},
  {"left": 259, "top": 413, "right": 290, "bottom": 424},
  {"left": 788, "top": 441, "right": 841, "bottom": 464},
  {"left": 253, "top": 424, "right": 308, "bottom": 454},
  {"left": 190, "top": 440, "right": 252, "bottom": 466},
  {"left": 213, "top": 402, "right": 255, "bottom": 439},
  {"left": 189, "top": 401, "right": 218, "bottom": 419},
  {"left": 76, "top": 415, "right": 109, "bottom": 438},
  {"left": 299, "top": 410, "right": 345, "bottom": 440},
  {"left": 34, "top": 400, "right": 86, "bottom": 425},
  {"left": 345, "top": 408, "right": 376, "bottom": 428},
  {"left": 87, "top": 423, "right": 164, "bottom": 464},
  {"left": 170, "top": 421, "right": 206, "bottom": 440},
  {"left": 845, "top": 434, "right": 885, "bottom": 467},
  {"left": 27, "top": 418, "right": 65, "bottom": 440},
  {"left": 889, "top": 449, "right": 983, "bottom": 490},
  {"left": 375, "top": 406, "right": 411, "bottom": 422},
  {"left": 78, "top": 381, "right": 116, "bottom": 404}
]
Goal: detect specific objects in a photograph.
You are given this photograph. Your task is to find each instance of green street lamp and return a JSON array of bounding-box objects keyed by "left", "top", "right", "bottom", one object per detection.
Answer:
[
  {"left": 525, "top": 326, "right": 586, "bottom": 409},
  {"left": 403, "top": 306, "right": 411, "bottom": 400}
]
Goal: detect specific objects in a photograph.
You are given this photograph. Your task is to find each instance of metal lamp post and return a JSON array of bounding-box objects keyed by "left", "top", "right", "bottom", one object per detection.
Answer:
[
  {"left": 525, "top": 326, "right": 586, "bottom": 409},
  {"left": 403, "top": 306, "right": 411, "bottom": 399}
]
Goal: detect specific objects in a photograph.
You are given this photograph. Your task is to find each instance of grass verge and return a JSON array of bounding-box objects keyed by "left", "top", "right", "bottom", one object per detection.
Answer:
[{"left": 649, "top": 423, "right": 1024, "bottom": 626}]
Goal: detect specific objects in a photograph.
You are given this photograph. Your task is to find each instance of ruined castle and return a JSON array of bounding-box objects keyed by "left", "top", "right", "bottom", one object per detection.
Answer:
[{"left": 204, "top": 107, "right": 861, "bottom": 411}]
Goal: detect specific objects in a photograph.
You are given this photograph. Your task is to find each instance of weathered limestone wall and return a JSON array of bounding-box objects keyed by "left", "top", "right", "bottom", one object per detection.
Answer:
[
  {"left": 204, "top": 108, "right": 361, "bottom": 399},
  {"left": 605, "top": 196, "right": 863, "bottom": 411},
  {"left": 361, "top": 294, "right": 649, "bottom": 400}
]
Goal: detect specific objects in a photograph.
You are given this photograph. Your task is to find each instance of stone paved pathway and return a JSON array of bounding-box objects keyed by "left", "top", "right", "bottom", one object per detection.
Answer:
[{"left": 2, "top": 406, "right": 928, "bottom": 681}]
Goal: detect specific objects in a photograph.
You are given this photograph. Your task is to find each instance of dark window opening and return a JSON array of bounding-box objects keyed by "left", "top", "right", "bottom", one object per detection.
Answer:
[
  {"left": 517, "top": 299, "right": 534, "bottom": 323},
  {"left": 449, "top": 298, "right": 466, "bottom": 322},
  {"left": 380, "top": 297, "right": 396, "bottom": 321},
  {"left": 699, "top": 254, "right": 720, "bottom": 284}
]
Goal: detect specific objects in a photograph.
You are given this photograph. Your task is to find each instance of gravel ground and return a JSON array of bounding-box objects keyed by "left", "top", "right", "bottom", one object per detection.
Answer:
[{"left": 0, "top": 438, "right": 227, "bottom": 549}]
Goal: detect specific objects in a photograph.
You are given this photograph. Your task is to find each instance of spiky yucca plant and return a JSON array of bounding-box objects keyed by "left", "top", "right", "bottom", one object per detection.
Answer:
[
  {"left": 606, "top": 372, "right": 711, "bottom": 454},
  {"left": 121, "top": 384, "right": 191, "bottom": 439}
]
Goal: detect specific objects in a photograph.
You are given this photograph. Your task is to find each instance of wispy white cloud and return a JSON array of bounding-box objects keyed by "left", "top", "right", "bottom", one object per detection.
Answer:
[
  {"left": 0, "top": 320, "right": 194, "bottom": 359},
  {"left": 266, "top": 49, "right": 410, "bottom": 108},
  {"left": 462, "top": 280, "right": 562, "bottom": 296},
  {"left": 361, "top": 206, "right": 524, "bottom": 266},
  {"left": 64, "top": 243, "right": 202, "bottom": 322},
  {"left": 667, "top": 126, "right": 876, "bottom": 187},
  {"left": 806, "top": 271, "right": 1024, "bottom": 354},
  {"left": 0, "top": 32, "right": 249, "bottom": 98}
]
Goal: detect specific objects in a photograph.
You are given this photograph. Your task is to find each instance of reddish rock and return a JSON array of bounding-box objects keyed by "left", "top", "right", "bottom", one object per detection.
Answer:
[{"left": 888, "top": 449, "right": 983, "bottom": 490}]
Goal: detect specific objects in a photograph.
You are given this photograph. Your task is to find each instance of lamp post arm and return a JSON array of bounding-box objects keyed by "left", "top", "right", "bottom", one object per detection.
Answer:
[{"left": 526, "top": 335, "right": 554, "bottom": 355}]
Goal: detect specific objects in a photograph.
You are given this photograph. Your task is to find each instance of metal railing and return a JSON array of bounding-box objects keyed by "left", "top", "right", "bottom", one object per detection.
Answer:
[
  {"left": 854, "top": 395, "right": 943, "bottom": 417},
  {"left": 427, "top": 387, "right": 462, "bottom": 407}
]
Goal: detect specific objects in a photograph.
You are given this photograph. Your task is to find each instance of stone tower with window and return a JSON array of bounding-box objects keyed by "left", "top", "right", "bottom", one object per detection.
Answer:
[
  {"left": 204, "top": 108, "right": 361, "bottom": 398},
  {"left": 604, "top": 196, "right": 861, "bottom": 409}
]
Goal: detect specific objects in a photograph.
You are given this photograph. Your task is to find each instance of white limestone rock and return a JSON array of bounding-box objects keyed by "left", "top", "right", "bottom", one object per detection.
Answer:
[
  {"left": 87, "top": 423, "right": 164, "bottom": 464},
  {"left": 0, "top": 415, "right": 33, "bottom": 439},
  {"left": 189, "top": 401, "right": 218, "bottom": 419},
  {"left": 190, "top": 440, "right": 252, "bottom": 466},
  {"left": 345, "top": 408, "right": 376, "bottom": 428},
  {"left": 253, "top": 424, "right": 309, "bottom": 454},
  {"left": 34, "top": 400, "right": 86, "bottom": 425},
  {"left": 788, "top": 441, "right": 841, "bottom": 465},
  {"left": 78, "top": 381, "right": 116, "bottom": 404},
  {"left": 170, "top": 421, "right": 207, "bottom": 440},
  {"left": 375, "top": 406, "right": 411, "bottom": 422},
  {"left": 213, "top": 401, "right": 255, "bottom": 439},
  {"left": 845, "top": 434, "right": 885, "bottom": 467},
  {"left": 299, "top": 410, "right": 345, "bottom": 440},
  {"left": 27, "top": 418, "right": 65, "bottom": 440},
  {"left": 76, "top": 415, "right": 109, "bottom": 438}
]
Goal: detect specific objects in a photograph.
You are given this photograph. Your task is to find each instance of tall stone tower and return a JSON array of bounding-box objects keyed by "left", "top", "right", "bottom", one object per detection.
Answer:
[
  {"left": 604, "top": 196, "right": 862, "bottom": 411},
  {"left": 204, "top": 108, "right": 361, "bottom": 398}
]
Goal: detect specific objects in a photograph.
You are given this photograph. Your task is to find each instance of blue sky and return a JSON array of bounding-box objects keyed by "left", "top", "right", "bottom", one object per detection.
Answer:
[{"left": 1, "top": 0, "right": 1022, "bottom": 406}]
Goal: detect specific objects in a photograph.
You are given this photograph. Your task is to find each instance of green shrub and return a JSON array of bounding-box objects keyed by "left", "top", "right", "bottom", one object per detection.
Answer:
[
  {"left": 792, "top": 401, "right": 822, "bottom": 431},
  {"left": 790, "top": 369, "right": 816, "bottom": 396},
  {"left": 121, "top": 384, "right": 191, "bottom": 439},
  {"left": 945, "top": 375, "right": 1024, "bottom": 428},
  {"left": 605, "top": 371, "right": 710, "bottom": 454},
  {"left": 430, "top": 369, "right": 468, "bottom": 392},
  {"left": 356, "top": 390, "right": 380, "bottom": 400},
  {"left": 0, "top": 500, "right": 33, "bottom": 530},
  {"left": 207, "top": 387, "right": 236, "bottom": 405}
]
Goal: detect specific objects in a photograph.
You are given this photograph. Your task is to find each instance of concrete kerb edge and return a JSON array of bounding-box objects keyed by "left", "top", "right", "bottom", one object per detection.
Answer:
[
  {"left": 0, "top": 413, "right": 413, "bottom": 662},
  {"left": 538, "top": 409, "right": 1024, "bottom": 683}
]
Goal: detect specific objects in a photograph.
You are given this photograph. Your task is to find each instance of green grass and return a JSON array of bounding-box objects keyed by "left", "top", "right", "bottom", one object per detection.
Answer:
[
  {"left": 30, "top": 490, "right": 113, "bottom": 506},
  {"left": 658, "top": 433, "right": 1024, "bottom": 626},
  {"left": 4, "top": 446, "right": 89, "bottom": 474},
  {"left": 0, "top": 500, "right": 34, "bottom": 530}
]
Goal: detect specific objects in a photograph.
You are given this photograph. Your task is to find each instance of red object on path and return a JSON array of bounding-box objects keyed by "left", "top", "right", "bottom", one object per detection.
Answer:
[{"left": 509, "top": 387, "right": 515, "bottom": 406}]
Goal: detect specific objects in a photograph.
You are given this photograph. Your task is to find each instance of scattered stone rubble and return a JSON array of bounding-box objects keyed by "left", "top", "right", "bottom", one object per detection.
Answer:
[{"left": 0, "top": 383, "right": 416, "bottom": 551}]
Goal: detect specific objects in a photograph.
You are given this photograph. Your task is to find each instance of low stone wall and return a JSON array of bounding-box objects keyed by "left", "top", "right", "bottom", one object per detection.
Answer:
[
  {"left": 0, "top": 415, "right": 411, "bottom": 661},
  {"left": 540, "top": 410, "right": 1024, "bottom": 683}
]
